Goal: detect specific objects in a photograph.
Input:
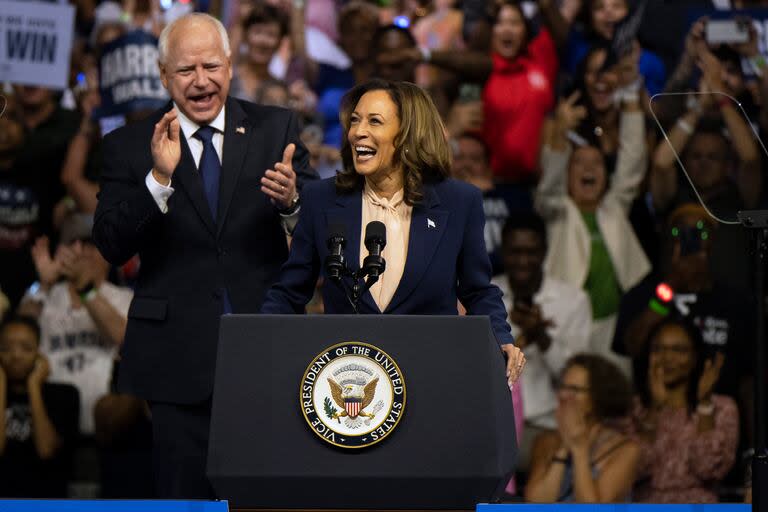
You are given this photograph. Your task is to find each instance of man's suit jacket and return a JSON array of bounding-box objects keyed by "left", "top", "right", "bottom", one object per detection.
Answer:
[
  {"left": 261, "top": 177, "right": 514, "bottom": 345},
  {"left": 94, "top": 97, "right": 316, "bottom": 404}
]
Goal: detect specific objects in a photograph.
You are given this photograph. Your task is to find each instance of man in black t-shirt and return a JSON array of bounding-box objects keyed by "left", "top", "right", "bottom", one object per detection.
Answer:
[
  {"left": 0, "top": 315, "right": 79, "bottom": 497},
  {"left": 612, "top": 204, "right": 753, "bottom": 422}
]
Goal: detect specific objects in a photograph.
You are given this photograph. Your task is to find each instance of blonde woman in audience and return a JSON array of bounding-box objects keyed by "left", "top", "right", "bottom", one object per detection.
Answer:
[{"left": 525, "top": 354, "right": 639, "bottom": 502}]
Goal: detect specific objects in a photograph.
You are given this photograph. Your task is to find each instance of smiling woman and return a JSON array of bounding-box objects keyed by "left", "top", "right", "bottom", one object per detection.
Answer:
[
  {"left": 261, "top": 79, "right": 527, "bottom": 388},
  {"left": 535, "top": 86, "right": 649, "bottom": 376}
]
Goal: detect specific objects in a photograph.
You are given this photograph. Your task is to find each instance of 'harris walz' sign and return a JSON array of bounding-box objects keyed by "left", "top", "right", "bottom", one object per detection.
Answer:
[
  {"left": 0, "top": 0, "right": 75, "bottom": 89},
  {"left": 98, "top": 30, "right": 168, "bottom": 118}
]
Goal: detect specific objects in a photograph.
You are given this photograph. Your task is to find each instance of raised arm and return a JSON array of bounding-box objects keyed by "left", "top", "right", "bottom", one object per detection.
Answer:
[
  {"left": 605, "top": 104, "right": 647, "bottom": 213},
  {"left": 651, "top": 17, "right": 706, "bottom": 126},
  {"left": 535, "top": 93, "right": 585, "bottom": 218},
  {"left": 93, "top": 112, "right": 178, "bottom": 265},
  {"left": 699, "top": 47, "right": 761, "bottom": 208},
  {"left": 380, "top": 47, "right": 493, "bottom": 83},
  {"left": 537, "top": 0, "right": 570, "bottom": 49},
  {"left": 26, "top": 357, "right": 62, "bottom": 460}
]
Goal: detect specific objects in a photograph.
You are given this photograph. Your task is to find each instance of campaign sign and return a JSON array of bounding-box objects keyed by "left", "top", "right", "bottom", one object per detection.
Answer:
[
  {"left": 98, "top": 29, "right": 168, "bottom": 117},
  {"left": 0, "top": 0, "right": 75, "bottom": 89}
]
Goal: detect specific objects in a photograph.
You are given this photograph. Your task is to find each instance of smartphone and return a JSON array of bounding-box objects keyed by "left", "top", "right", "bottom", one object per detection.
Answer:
[
  {"left": 458, "top": 83, "right": 482, "bottom": 103},
  {"left": 706, "top": 19, "right": 750, "bottom": 45},
  {"left": 678, "top": 226, "right": 703, "bottom": 257}
]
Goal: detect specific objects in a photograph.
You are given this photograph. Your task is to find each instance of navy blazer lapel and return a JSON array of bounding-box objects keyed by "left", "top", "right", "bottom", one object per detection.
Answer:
[
  {"left": 172, "top": 109, "right": 217, "bottom": 236},
  {"left": 327, "top": 185, "right": 380, "bottom": 313},
  {"left": 384, "top": 184, "right": 448, "bottom": 313},
  {"left": 217, "top": 98, "right": 253, "bottom": 237}
]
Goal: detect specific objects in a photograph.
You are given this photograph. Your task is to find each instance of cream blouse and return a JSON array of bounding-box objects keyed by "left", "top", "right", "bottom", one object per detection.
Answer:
[{"left": 360, "top": 182, "right": 413, "bottom": 311}]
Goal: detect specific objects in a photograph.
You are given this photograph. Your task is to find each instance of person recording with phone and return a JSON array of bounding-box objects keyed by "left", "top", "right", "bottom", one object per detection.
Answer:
[
  {"left": 261, "top": 79, "right": 526, "bottom": 387},
  {"left": 651, "top": 38, "right": 761, "bottom": 293}
]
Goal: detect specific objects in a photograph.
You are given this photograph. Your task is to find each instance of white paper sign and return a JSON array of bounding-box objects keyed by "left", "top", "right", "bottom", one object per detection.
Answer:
[{"left": 0, "top": 0, "right": 75, "bottom": 89}]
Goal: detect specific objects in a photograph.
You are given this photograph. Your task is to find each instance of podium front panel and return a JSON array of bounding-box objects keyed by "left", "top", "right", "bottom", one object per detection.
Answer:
[{"left": 208, "top": 315, "right": 517, "bottom": 509}]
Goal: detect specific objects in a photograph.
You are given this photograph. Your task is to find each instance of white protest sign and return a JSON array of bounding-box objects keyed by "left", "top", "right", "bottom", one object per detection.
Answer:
[{"left": 0, "top": 0, "right": 75, "bottom": 89}]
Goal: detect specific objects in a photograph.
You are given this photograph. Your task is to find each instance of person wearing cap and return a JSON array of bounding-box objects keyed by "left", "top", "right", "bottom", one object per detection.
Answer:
[
  {"left": 92, "top": 12, "right": 315, "bottom": 498},
  {"left": 19, "top": 213, "right": 133, "bottom": 441}
]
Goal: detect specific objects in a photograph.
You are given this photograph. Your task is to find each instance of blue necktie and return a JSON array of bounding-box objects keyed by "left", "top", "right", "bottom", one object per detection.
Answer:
[
  {"left": 193, "top": 125, "right": 220, "bottom": 220},
  {"left": 194, "top": 126, "right": 231, "bottom": 314}
]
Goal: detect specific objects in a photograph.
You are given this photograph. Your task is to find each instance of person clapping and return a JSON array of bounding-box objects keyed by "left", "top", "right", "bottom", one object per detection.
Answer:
[
  {"left": 525, "top": 354, "right": 639, "bottom": 502},
  {"left": 629, "top": 317, "right": 738, "bottom": 503}
]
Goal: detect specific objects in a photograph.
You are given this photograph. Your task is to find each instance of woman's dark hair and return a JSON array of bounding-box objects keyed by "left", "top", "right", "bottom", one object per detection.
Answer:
[
  {"left": 577, "top": 0, "right": 629, "bottom": 40},
  {"left": 636, "top": 315, "right": 708, "bottom": 415},
  {"left": 486, "top": 0, "right": 535, "bottom": 51},
  {"left": 242, "top": 2, "right": 289, "bottom": 39},
  {"left": 336, "top": 79, "right": 451, "bottom": 205},
  {"left": 501, "top": 211, "right": 548, "bottom": 253},
  {"left": 0, "top": 315, "right": 41, "bottom": 345},
  {"left": 563, "top": 353, "right": 633, "bottom": 421},
  {"left": 570, "top": 45, "right": 612, "bottom": 145}
]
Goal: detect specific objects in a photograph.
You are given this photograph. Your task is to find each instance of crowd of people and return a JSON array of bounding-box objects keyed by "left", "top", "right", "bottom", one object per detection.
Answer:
[{"left": 0, "top": 0, "right": 765, "bottom": 503}]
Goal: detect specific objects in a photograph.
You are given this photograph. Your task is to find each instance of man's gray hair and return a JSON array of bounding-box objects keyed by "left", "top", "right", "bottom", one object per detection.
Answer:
[{"left": 158, "top": 13, "right": 231, "bottom": 65}]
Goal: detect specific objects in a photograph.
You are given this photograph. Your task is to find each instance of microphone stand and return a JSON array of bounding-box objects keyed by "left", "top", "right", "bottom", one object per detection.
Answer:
[
  {"left": 325, "top": 255, "right": 384, "bottom": 314},
  {"left": 738, "top": 210, "right": 767, "bottom": 512}
]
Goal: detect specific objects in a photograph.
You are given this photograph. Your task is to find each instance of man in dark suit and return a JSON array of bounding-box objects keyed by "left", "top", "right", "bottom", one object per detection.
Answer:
[{"left": 93, "top": 13, "right": 316, "bottom": 498}]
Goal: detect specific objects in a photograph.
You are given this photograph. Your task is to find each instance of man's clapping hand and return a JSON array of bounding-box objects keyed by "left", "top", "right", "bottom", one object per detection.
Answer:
[{"left": 151, "top": 110, "right": 181, "bottom": 186}]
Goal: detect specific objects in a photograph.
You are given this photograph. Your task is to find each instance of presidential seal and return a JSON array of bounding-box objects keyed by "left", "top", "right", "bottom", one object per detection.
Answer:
[{"left": 300, "top": 341, "right": 406, "bottom": 448}]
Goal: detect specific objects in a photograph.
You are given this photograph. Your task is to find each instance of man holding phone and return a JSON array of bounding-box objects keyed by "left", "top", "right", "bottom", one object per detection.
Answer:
[{"left": 612, "top": 204, "right": 753, "bottom": 403}]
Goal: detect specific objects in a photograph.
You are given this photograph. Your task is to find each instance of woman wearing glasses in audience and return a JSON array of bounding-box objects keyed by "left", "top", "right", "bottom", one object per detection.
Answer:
[
  {"left": 630, "top": 316, "right": 738, "bottom": 503},
  {"left": 525, "top": 354, "right": 639, "bottom": 502}
]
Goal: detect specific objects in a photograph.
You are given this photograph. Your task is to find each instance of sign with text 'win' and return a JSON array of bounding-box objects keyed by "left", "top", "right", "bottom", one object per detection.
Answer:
[{"left": 0, "top": 0, "right": 75, "bottom": 89}]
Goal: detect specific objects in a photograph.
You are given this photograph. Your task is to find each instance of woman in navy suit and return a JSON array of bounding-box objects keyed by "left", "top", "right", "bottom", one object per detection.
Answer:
[{"left": 261, "top": 79, "right": 525, "bottom": 385}]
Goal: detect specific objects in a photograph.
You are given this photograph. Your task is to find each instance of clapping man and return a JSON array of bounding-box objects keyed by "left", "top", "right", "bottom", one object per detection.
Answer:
[{"left": 93, "top": 13, "right": 315, "bottom": 497}]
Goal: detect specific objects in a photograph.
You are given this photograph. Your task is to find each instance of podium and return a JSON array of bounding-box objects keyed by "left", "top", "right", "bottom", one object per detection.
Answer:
[{"left": 207, "top": 315, "right": 517, "bottom": 510}]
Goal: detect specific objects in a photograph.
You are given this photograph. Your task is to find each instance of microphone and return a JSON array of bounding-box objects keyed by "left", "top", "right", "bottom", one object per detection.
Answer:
[
  {"left": 325, "top": 222, "right": 347, "bottom": 281},
  {"left": 363, "top": 221, "right": 386, "bottom": 279}
]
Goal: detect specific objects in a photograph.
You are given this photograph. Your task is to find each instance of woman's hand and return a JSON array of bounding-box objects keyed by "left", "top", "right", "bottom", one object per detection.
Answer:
[
  {"left": 553, "top": 92, "right": 587, "bottom": 139},
  {"left": 30, "top": 236, "right": 61, "bottom": 289},
  {"left": 684, "top": 17, "right": 708, "bottom": 60},
  {"left": 556, "top": 400, "right": 590, "bottom": 450},
  {"left": 501, "top": 343, "right": 526, "bottom": 388},
  {"left": 698, "top": 46, "right": 728, "bottom": 94},
  {"left": 27, "top": 355, "right": 50, "bottom": 389},
  {"left": 697, "top": 351, "right": 725, "bottom": 403}
]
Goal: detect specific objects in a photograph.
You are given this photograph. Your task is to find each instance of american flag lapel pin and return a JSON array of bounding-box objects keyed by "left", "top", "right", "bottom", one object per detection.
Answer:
[
  {"left": 427, "top": 218, "right": 436, "bottom": 229},
  {"left": 236, "top": 126, "right": 245, "bottom": 134}
]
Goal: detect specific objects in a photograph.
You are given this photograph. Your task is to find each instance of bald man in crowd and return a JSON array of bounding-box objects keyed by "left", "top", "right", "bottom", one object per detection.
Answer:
[{"left": 93, "top": 13, "right": 316, "bottom": 497}]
